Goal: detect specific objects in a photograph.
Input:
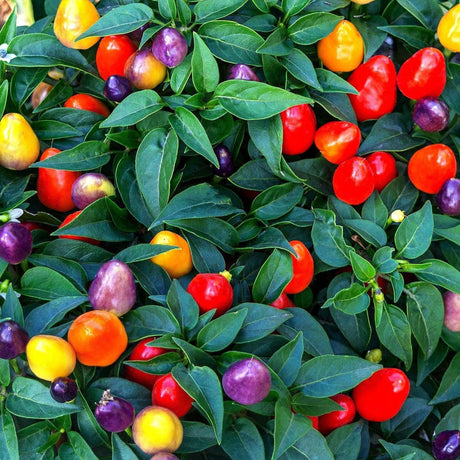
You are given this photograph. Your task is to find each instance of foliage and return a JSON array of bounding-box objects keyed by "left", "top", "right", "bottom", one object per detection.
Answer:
[{"left": 0, "top": 0, "right": 459, "bottom": 459}]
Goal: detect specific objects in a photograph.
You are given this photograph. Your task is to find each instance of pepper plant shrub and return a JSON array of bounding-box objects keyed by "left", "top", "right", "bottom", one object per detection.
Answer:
[{"left": 1, "top": 0, "right": 460, "bottom": 458}]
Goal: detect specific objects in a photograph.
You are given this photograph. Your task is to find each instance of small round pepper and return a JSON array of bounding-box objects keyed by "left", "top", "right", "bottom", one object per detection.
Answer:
[
  {"left": 317, "top": 20, "right": 364, "bottom": 73},
  {"left": 438, "top": 4, "right": 460, "bottom": 53}
]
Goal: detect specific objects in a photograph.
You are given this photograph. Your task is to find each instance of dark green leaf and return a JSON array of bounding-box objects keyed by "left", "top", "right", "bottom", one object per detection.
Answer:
[
  {"left": 114, "top": 244, "right": 178, "bottom": 264},
  {"left": 396, "top": 0, "right": 443, "bottom": 30},
  {"left": 416, "top": 259, "right": 460, "bottom": 294},
  {"left": 194, "top": 0, "right": 249, "bottom": 23},
  {"left": 316, "top": 68, "right": 358, "bottom": 94},
  {"left": 192, "top": 33, "right": 220, "bottom": 93},
  {"left": 293, "top": 355, "right": 381, "bottom": 397},
  {"left": 100, "top": 90, "right": 163, "bottom": 128},
  {"left": 152, "top": 183, "right": 240, "bottom": 227},
  {"left": 169, "top": 106, "right": 219, "bottom": 167},
  {"left": 232, "top": 303, "right": 292, "bottom": 343},
  {"left": 172, "top": 364, "right": 224, "bottom": 442},
  {"left": 215, "top": 80, "right": 312, "bottom": 120},
  {"left": 136, "top": 128, "right": 178, "bottom": 219},
  {"left": 222, "top": 417, "right": 265, "bottom": 460},
  {"left": 277, "top": 307, "right": 333, "bottom": 356},
  {"left": 6, "top": 377, "right": 81, "bottom": 419},
  {"left": 381, "top": 176, "right": 419, "bottom": 214},
  {"left": 9, "top": 34, "right": 94, "bottom": 73},
  {"left": 111, "top": 433, "right": 138, "bottom": 460},
  {"left": 375, "top": 303, "right": 412, "bottom": 369},
  {"left": 0, "top": 411, "right": 19, "bottom": 460},
  {"left": 252, "top": 249, "right": 293, "bottom": 304},
  {"left": 312, "top": 209, "right": 351, "bottom": 267},
  {"left": 327, "top": 422, "right": 363, "bottom": 460},
  {"left": 281, "top": 48, "right": 321, "bottom": 90},
  {"left": 199, "top": 20, "right": 264, "bottom": 65},
  {"left": 288, "top": 13, "right": 343, "bottom": 45},
  {"left": 358, "top": 113, "right": 424, "bottom": 154},
  {"left": 20, "top": 267, "right": 83, "bottom": 300},
  {"left": 177, "top": 421, "right": 217, "bottom": 453},
  {"left": 349, "top": 251, "right": 376, "bottom": 283},
  {"left": 167, "top": 280, "right": 200, "bottom": 333},
  {"left": 78, "top": 4, "right": 153, "bottom": 38},
  {"left": 431, "top": 353, "right": 460, "bottom": 404},
  {"left": 395, "top": 201, "right": 433, "bottom": 259},
  {"left": 380, "top": 440, "right": 433, "bottom": 460},
  {"left": 197, "top": 310, "right": 248, "bottom": 352},
  {"left": 123, "top": 305, "right": 181, "bottom": 340},
  {"left": 268, "top": 332, "right": 303, "bottom": 387},
  {"left": 273, "top": 398, "right": 312, "bottom": 459}
]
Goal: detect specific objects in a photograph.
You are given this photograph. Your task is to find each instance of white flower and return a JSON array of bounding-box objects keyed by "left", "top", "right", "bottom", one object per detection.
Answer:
[
  {"left": 7, "top": 208, "right": 24, "bottom": 223},
  {"left": 0, "top": 43, "right": 16, "bottom": 63}
]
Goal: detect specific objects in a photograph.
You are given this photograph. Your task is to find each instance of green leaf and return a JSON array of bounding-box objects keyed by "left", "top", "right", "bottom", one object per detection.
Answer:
[
  {"left": 52, "top": 198, "right": 132, "bottom": 242},
  {"left": 362, "top": 192, "right": 388, "bottom": 228},
  {"left": 114, "top": 244, "right": 178, "bottom": 264},
  {"left": 232, "top": 303, "right": 292, "bottom": 343},
  {"left": 197, "top": 310, "right": 248, "bottom": 352},
  {"left": 268, "top": 332, "right": 304, "bottom": 387},
  {"left": 31, "top": 141, "right": 110, "bottom": 171},
  {"left": 416, "top": 259, "right": 460, "bottom": 294},
  {"left": 100, "top": 90, "right": 163, "bottom": 128},
  {"left": 9, "top": 34, "right": 94, "bottom": 73},
  {"left": 136, "top": 128, "right": 178, "bottom": 219},
  {"left": 20, "top": 267, "right": 83, "bottom": 300},
  {"left": 0, "top": 411, "right": 19, "bottom": 460},
  {"left": 326, "top": 283, "right": 370, "bottom": 315},
  {"left": 343, "top": 218, "right": 388, "bottom": 248},
  {"left": 406, "top": 282, "right": 444, "bottom": 358},
  {"left": 66, "top": 431, "right": 98, "bottom": 460},
  {"left": 279, "top": 426, "right": 334, "bottom": 459},
  {"left": 380, "top": 440, "right": 433, "bottom": 460},
  {"left": 195, "top": 0, "right": 249, "bottom": 23},
  {"left": 282, "top": 0, "right": 312, "bottom": 17},
  {"left": 316, "top": 68, "right": 358, "bottom": 94},
  {"left": 0, "top": 80, "right": 8, "bottom": 119},
  {"left": 6, "top": 377, "right": 82, "bottom": 419},
  {"left": 252, "top": 249, "right": 293, "bottom": 304},
  {"left": 221, "top": 418, "right": 265, "bottom": 460},
  {"left": 170, "top": 54, "right": 192, "bottom": 94},
  {"left": 349, "top": 251, "right": 376, "bottom": 283},
  {"left": 352, "top": 15, "right": 387, "bottom": 61},
  {"left": 290, "top": 393, "right": 343, "bottom": 416},
  {"left": 288, "top": 13, "right": 343, "bottom": 45},
  {"left": 280, "top": 48, "right": 322, "bottom": 90},
  {"left": 31, "top": 120, "right": 83, "bottom": 141},
  {"left": 158, "top": 0, "right": 176, "bottom": 19},
  {"left": 376, "top": 303, "right": 413, "bottom": 369},
  {"left": 396, "top": 0, "right": 443, "bottom": 30},
  {"left": 0, "top": 5, "right": 16, "bottom": 43},
  {"left": 312, "top": 209, "right": 352, "bottom": 267},
  {"left": 293, "top": 355, "right": 381, "bottom": 397},
  {"left": 273, "top": 398, "right": 312, "bottom": 459},
  {"left": 381, "top": 397, "right": 433, "bottom": 441},
  {"left": 251, "top": 183, "right": 303, "bottom": 221},
  {"left": 277, "top": 307, "right": 333, "bottom": 356},
  {"left": 123, "top": 305, "right": 181, "bottom": 340},
  {"left": 111, "top": 433, "right": 138, "bottom": 460},
  {"left": 192, "top": 32, "right": 220, "bottom": 93},
  {"left": 358, "top": 113, "right": 424, "bottom": 154},
  {"left": 172, "top": 364, "right": 224, "bottom": 442},
  {"left": 173, "top": 337, "right": 216, "bottom": 368},
  {"left": 167, "top": 280, "right": 200, "bottom": 333},
  {"left": 152, "top": 183, "right": 240, "bottom": 226},
  {"left": 381, "top": 176, "right": 419, "bottom": 214},
  {"left": 78, "top": 4, "right": 153, "bottom": 39},
  {"left": 327, "top": 422, "right": 363, "bottom": 460},
  {"left": 330, "top": 307, "right": 371, "bottom": 353},
  {"left": 199, "top": 20, "right": 264, "bottom": 66},
  {"left": 169, "top": 106, "right": 219, "bottom": 167},
  {"left": 395, "top": 201, "right": 433, "bottom": 259},
  {"left": 24, "top": 296, "right": 87, "bottom": 336},
  {"left": 373, "top": 246, "right": 398, "bottom": 274},
  {"left": 379, "top": 25, "right": 435, "bottom": 49},
  {"left": 177, "top": 421, "right": 217, "bottom": 453},
  {"left": 431, "top": 353, "right": 460, "bottom": 405},
  {"left": 214, "top": 80, "right": 312, "bottom": 120},
  {"left": 257, "top": 27, "right": 293, "bottom": 56},
  {"left": 417, "top": 341, "right": 448, "bottom": 386}
]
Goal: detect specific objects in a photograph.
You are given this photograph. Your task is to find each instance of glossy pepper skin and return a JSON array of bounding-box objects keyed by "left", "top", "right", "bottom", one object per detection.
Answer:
[
  {"left": 54, "top": 0, "right": 100, "bottom": 50},
  {"left": 397, "top": 47, "right": 446, "bottom": 100},
  {"left": 347, "top": 55, "right": 397, "bottom": 122},
  {"left": 281, "top": 104, "right": 317, "bottom": 156},
  {"left": 317, "top": 20, "right": 364, "bottom": 73},
  {"left": 37, "top": 148, "right": 81, "bottom": 212},
  {"left": 438, "top": 4, "right": 460, "bottom": 53},
  {"left": 352, "top": 368, "right": 410, "bottom": 422}
]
